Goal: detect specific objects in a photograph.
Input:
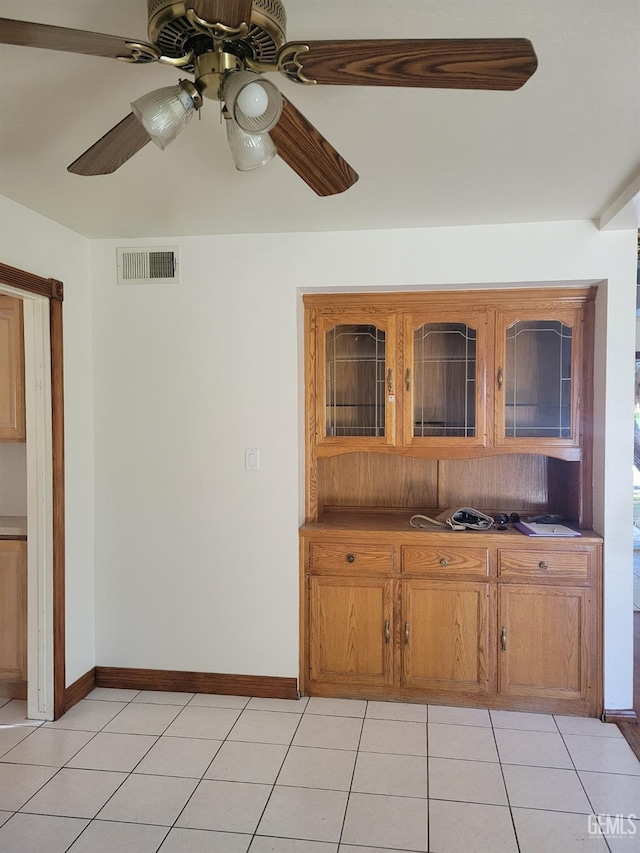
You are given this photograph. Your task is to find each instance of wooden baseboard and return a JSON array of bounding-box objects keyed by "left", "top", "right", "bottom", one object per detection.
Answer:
[
  {"left": 94, "top": 667, "right": 298, "bottom": 700},
  {"left": 618, "top": 720, "right": 640, "bottom": 761},
  {"left": 602, "top": 708, "right": 639, "bottom": 725},
  {"left": 63, "top": 668, "right": 96, "bottom": 714}
]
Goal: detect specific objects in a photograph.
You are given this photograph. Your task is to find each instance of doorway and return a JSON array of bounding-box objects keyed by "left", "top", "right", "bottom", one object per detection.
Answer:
[
  {"left": 634, "top": 242, "right": 640, "bottom": 613},
  {"left": 0, "top": 262, "right": 65, "bottom": 720},
  {"left": 634, "top": 352, "right": 640, "bottom": 612}
]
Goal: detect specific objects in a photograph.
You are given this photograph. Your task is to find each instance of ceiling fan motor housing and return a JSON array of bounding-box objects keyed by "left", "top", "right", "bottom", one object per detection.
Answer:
[{"left": 147, "top": 0, "right": 287, "bottom": 68}]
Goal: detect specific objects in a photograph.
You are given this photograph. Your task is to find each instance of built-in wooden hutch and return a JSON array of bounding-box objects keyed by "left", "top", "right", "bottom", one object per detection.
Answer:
[{"left": 300, "top": 286, "right": 602, "bottom": 717}]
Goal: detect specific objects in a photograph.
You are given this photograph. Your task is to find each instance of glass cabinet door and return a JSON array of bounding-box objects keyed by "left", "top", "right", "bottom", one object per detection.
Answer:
[
  {"left": 496, "top": 310, "right": 580, "bottom": 446},
  {"left": 318, "top": 314, "right": 397, "bottom": 446},
  {"left": 403, "top": 312, "right": 486, "bottom": 447}
]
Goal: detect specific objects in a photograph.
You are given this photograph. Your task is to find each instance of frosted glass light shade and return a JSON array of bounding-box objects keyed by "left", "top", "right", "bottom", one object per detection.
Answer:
[
  {"left": 226, "top": 118, "right": 276, "bottom": 171},
  {"left": 237, "top": 82, "right": 269, "bottom": 119},
  {"left": 223, "top": 70, "right": 282, "bottom": 133},
  {"left": 131, "top": 84, "right": 197, "bottom": 149}
]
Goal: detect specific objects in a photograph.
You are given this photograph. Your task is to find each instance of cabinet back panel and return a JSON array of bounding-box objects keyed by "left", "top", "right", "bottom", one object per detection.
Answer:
[
  {"left": 547, "top": 459, "right": 582, "bottom": 524},
  {"left": 318, "top": 454, "right": 439, "bottom": 508},
  {"left": 318, "top": 453, "right": 556, "bottom": 512},
  {"left": 439, "top": 455, "right": 549, "bottom": 511}
]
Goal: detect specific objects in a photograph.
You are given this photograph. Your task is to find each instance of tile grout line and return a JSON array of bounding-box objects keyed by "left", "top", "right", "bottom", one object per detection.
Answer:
[
  {"left": 240, "top": 697, "right": 309, "bottom": 850},
  {"left": 153, "top": 692, "right": 251, "bottom": 849},
  {"left": 554, "top": 719, "right": 615, "bottom": 853},
  {"left": 29, "top": 691, "right": 194, "bottom": 852},
  {"left": 1, "top": 693, "right": 133, "bottom": 852},
  {"left": 54, "top": 689, "right": 167, "bottom": 853},
  {"left": 335, "top": 699, "right": 368, "bottom": 851},
  {"left": 10, "top": 705, "right": 133, "bottom": 832},
  {"left": 81, "top": 692, "right": 195, "bottom": 842},
  {"left": 489, "top": 709, "right": 522, "bottom": 853},
  {"left": 155, "top": 694, "right": 309, "bottom": 847},
  {"left": 425, "top": 704, "right": 430, "bottom": 853}
]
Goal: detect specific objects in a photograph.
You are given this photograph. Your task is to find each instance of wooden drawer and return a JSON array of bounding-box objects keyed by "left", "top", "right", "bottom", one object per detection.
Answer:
[
  {"left": 401, "top": 546, "right": 489, "bottom": 577},
  {"left": 498, "top": 549, "right": 590, "bottom": 581},
  {"left": 310, "top": 543, "right": 393, "bottom": 574}
]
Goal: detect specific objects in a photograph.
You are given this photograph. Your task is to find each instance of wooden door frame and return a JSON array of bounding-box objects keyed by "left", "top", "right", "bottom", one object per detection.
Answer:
[{"left": 0, "top": 262, "right": 65, "bottom": 719}]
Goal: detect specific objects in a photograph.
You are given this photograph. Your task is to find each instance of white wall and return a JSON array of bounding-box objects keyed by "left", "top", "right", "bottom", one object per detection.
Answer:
[
  {"left": 91, "top": 221, "right": 637, "bottom": 709},
  {"left": 0, "top": 198, "right": 633, "bottom": 707},
  {"left": 0, "top": 444, "right": 27, "bottom": 515},
  {"left": 0, "top": 195, "right": 95, "bottom": 686}
]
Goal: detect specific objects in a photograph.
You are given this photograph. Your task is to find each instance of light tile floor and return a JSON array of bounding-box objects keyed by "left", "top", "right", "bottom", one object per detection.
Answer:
[{"left": 0, "top": 692, "right": 639, "bottom": 852}]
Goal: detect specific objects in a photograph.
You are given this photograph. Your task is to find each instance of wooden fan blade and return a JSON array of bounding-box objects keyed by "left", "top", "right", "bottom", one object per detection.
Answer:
[
  {"left": 295, "top": 38, "right": 538, "bottom": 91},
  {"left": 67, "top": 114, "right": 151, "bottom": 176},
  {"left": 270, "top": 98, "right": 358, "bottom": 197},
  {"left": 186, "top": 1, "right": 253, "bottom": 29},
  {"left": 0, "top": 17, "right": 156, "bottom": 61}
]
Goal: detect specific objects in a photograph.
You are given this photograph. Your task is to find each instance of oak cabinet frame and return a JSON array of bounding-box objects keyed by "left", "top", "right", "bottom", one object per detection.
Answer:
[{"left": 301, "top": 286, "right": 601, "bottom": 717}]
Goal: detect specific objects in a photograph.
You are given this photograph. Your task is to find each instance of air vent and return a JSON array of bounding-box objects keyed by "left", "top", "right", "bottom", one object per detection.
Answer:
[{"left": 116, "top": 247, "right": 180, "bottom": 285}]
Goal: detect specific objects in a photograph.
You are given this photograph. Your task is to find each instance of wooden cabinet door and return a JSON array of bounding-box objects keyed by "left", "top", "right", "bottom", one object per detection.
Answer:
[
  {"left": 498, "top": 584, "right": 589, "bottom": 702},
  {"left": 401, "top": 579, "right": 490, "bottom": 694},
  {"left": 309, "top": 576, "right": 393, "bottom": 687},
  {"left": 0, "top": 296, "right": 25, "bottom": 441},
  {"left": 0, "top": 541, "right": 27, "bottom": 681},
  {"left": 403, "top": 310, "right": 487, "bottom": 451},
  {"left": 494, "top": 306, "right": 582, "bottom": 450},
  {"left": 315, "top": 312, "right": 398, "bottom": 449}
]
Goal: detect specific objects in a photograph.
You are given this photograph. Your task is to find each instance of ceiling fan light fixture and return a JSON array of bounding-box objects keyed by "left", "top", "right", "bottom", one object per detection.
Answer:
[
  {"left": 222, "top": 70, "right": 282, "bottom": 134},
  {"left": 237, "top": 82, "right": 269, "bottom": 119},
  {"left": 131, "top": 81, "right": 201, "bottom": 150},
  {"left": 225, "top": 117, "right": 276, "bottom": 171}
]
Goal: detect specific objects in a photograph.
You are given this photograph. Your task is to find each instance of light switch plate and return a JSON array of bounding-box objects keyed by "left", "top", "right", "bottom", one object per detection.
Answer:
[{"left": 245, "top": 448, "right": 259, "bottom": 471}]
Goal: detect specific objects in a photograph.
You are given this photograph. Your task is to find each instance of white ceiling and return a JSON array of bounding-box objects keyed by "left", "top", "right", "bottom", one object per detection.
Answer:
[{"left": 0, "top": 0, "right": 638, "bottom": 239}]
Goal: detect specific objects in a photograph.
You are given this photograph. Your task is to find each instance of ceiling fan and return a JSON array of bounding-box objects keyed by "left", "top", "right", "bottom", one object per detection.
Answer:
[{"left": 0, "top": 0, "right": 538, "bottom": 196}]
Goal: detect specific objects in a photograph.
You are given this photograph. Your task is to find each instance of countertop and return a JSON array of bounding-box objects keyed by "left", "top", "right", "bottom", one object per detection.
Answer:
[
  {"left": 300, "top": 511, "right": 603, "bottom": 544},
  {"left": 0, "top": 516, "right": 27, "bottom": 537}
]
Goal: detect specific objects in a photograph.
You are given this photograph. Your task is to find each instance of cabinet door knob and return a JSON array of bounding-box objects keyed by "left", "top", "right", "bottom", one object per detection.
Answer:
[
  {"left": 404, "top": 621, "right": 410, "bottom": 646},
  {"left": 346, "top": 554, "right": 355, "bottom": 563},
  {"left": 538, "top": 561, "right": 549, "bottom": 570},
  {"left": 497, "top": 366, "right": 504, "bottom": 390},
  {"left": 405, "top": 368, "right": 411, "bottom": 391},
  {"left": 439, "top": 557, "right": 449, "bottom": 567},
  {"left": 387, "top": 368, "right": 393, "bottom": 393},
  {"left": 501, "top": 626, "right": 507, "bottom": 652},
  {"left": 384, "top": 619, "right": 390, "bottom": 645}
]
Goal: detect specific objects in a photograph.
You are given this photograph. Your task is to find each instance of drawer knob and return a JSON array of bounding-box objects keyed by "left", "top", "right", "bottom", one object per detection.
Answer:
[
  {"left": 538, "top": 561, "right": 549, "bottom": 570},
  {"left": 346, "top": 554, "right": 356, "bottom": 563},
  {"left": 439, "top": 558, "right": 449, "bottom": 567}
]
